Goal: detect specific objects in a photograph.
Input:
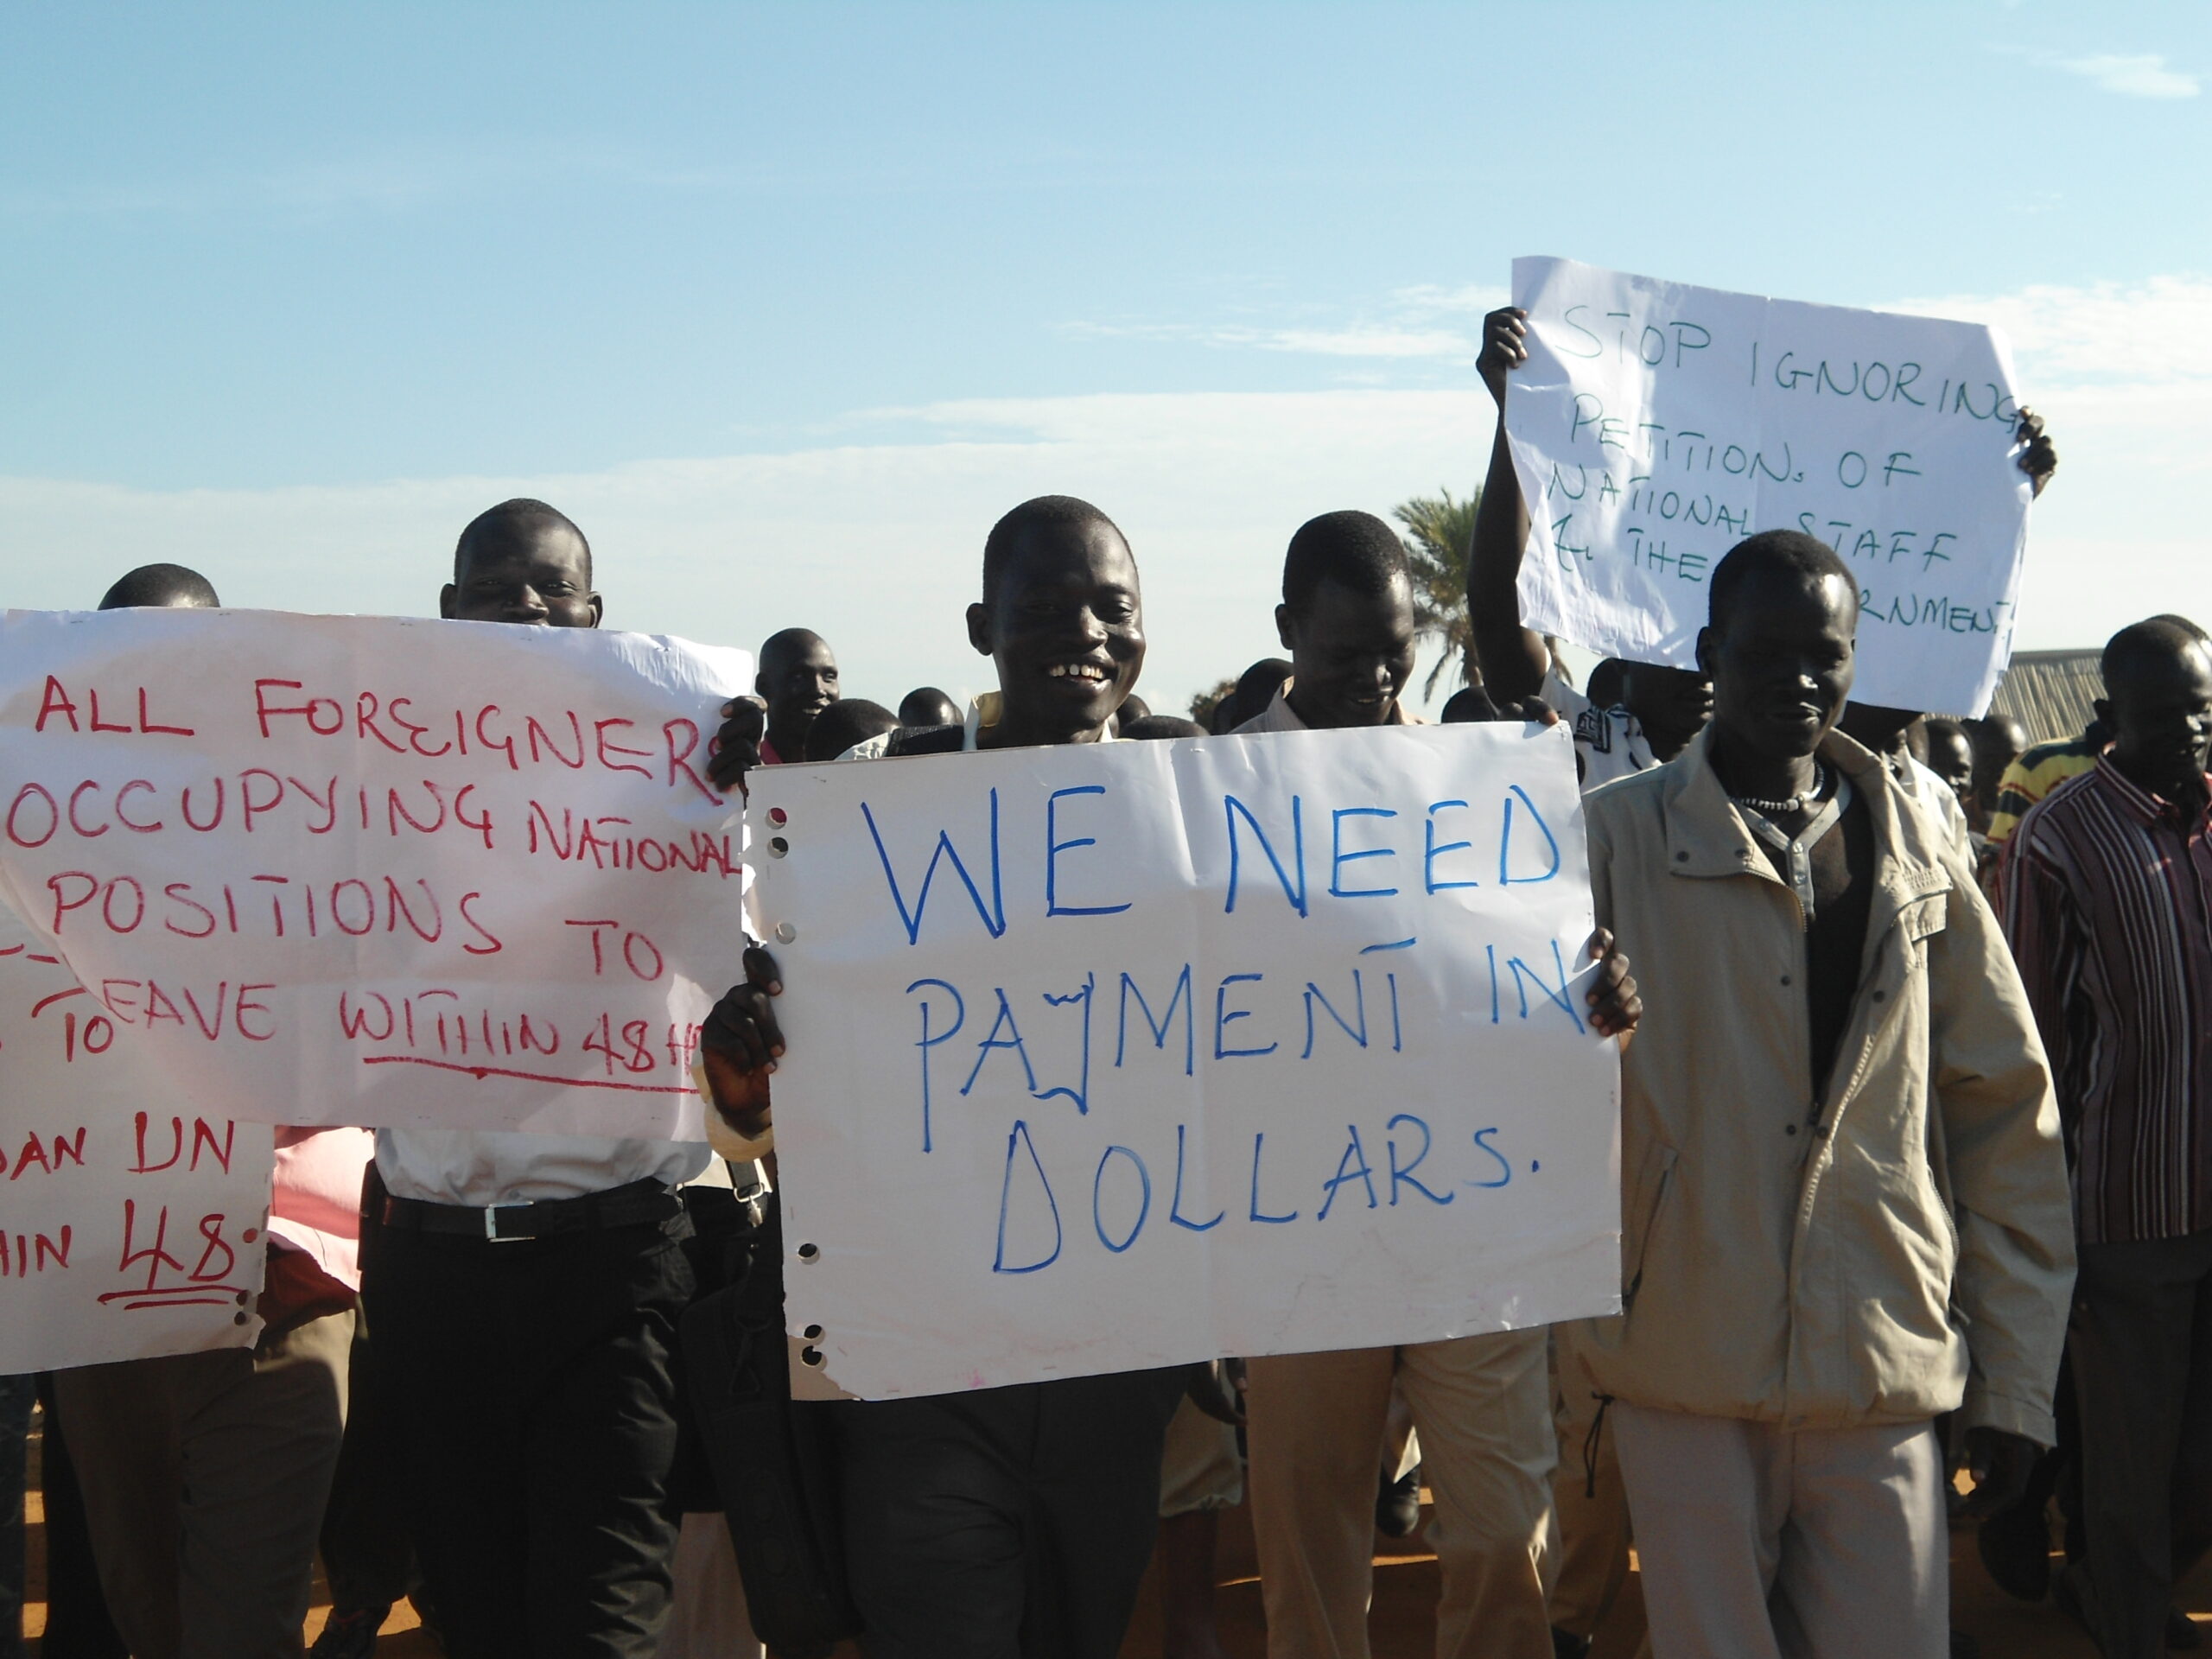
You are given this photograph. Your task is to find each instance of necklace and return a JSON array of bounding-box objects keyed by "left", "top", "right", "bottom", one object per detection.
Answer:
[{"left": 1731, "top": 761, "right": 1826, "bottom": 817}]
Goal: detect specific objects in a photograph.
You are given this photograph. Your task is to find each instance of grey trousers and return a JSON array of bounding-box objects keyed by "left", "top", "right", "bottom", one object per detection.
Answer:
[
  {"left": 54, "top": 1309, "right": 354, "bottom": 1659},
  {"left": 2069, "top": 1229, "right": 2212, "bottom": 1659},
  {"left": 1611, "top": 1402, "right": 1946, "bottom": 1659}
]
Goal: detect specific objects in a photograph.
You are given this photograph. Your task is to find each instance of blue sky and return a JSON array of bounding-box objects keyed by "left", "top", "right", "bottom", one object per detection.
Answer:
[{"left": 3, "top": 2, "right": 2207, "bottom": 713}]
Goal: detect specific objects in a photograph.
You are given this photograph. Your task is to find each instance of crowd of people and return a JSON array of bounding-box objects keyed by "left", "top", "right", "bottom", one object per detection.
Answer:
[{"left": 2, "top": 302, "right": 2207, "bottom": 1659}]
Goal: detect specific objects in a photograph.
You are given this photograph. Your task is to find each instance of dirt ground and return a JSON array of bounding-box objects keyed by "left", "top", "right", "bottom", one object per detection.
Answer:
[{"left": 21, "top": 1427, "right": 2210, "bottom": 1656}]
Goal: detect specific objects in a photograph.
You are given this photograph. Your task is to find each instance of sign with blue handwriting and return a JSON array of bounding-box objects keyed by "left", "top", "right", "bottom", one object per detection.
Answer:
[
  {"left": 1507, "top": 257, "right": 2035, "bottom": 717},
  {"left": 750, "top": 721, "right": 1621, "bottom": 1400}
]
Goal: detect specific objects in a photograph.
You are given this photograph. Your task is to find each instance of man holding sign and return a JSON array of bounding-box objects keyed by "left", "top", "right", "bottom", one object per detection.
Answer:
[
  {"left": 1234, "top": 509, "right": 1638, "bottom": 1659},
  {"left": 1577, "top": 527, "right": 2071, "bottom": 1657}
]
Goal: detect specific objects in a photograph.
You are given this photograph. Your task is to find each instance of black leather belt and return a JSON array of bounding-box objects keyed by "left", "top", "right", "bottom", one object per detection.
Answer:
[{"left": 380, "top": 1176, "right": 683, "bottom": 1243}]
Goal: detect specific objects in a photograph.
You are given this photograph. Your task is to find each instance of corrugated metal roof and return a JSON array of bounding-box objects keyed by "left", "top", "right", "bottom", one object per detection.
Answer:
[{"left": 1990, "top": 649, "right": 2101, "bottom": 746}]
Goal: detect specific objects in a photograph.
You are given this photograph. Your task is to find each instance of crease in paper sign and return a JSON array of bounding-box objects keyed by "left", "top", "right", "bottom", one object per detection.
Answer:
[
  {"left": 1504, "top": 256, "right": 2036, "bottom": 717},
  {"left": 750, "top": 721, "right": 1620, "bottom": 1401}
]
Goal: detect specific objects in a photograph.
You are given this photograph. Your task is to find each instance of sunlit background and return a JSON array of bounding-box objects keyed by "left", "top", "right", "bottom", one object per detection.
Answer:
[{"left": 3, "top": 3, "right": 2205, "bottom": 714}]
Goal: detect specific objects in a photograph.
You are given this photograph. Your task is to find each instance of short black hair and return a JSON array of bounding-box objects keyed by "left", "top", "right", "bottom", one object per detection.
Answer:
[
  {"left": 99, "top": 563, "right": 219, "bottom": 610},
  {"left": 1212, "top": 657, "right": 1294, "bottom": 732},
  {"left": 899, "top": 687, "right": 962, "bottom": 728},
  {"left": 1122, "top": 714, "right": 1206, "bottom": 741},
  {"left": 982, "top": 495, "right": 1125, "bottom": 601},
  {"left": 454, "top": 499, "right": 592, "bottom": 585},
  {"left": 1281, "top": 510, "right": 1409, "bottom": 612},
  {"left": 2102, "top": 618, "right": 2208, "bottom": 694},
  {"left": 1707, "top": 531, "right": 1857, "bottom": 635},
  {"left": 803, "top": 698, "right": 899, "bottom": 762},
  {"left": 760, "top": 627, "right": 830, "bottom": 674},
  {"left": 1441, "top": 685, "right": 1502, "bottom": 723},
  {"left": 1586, "top": 658, "right": 1628, "bottom": 710}
]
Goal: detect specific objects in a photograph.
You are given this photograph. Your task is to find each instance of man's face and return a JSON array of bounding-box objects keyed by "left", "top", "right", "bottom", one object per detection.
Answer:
[
  {"left": 1275, "top": 575, "right": 1417, "bottom": 730},
  {"left": 1697, "top": 571, "right": 1858, "bottom": 765},
  {"left": 1925, "top": 728, "right": 1976, "bottom": 802},
  {"left": 440, "top": 525, "right": 601, "bottom": 628},
  {"left": 2102, "top": 644, "right": 2212, "bottom": 802},
  {"left": 966, "top": 519, "right": 1145, "bottom": 738},
  {"left": 1620, "top": 663, "right": 1714, "bottom": 753},
  {"left": 760, "top": 639, "right": 839, "bottom": 727}
]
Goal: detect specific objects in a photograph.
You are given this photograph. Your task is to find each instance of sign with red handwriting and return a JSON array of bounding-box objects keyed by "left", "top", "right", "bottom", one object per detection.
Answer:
[
  {"left": 0, "top": 609, "right": 750, "bottom": 1137},
  {"left": 754, "top": 721, "right": 1621, "bottom": 1400},
  {"left": 0, "top": 903, "right": 273, "bottom": 1371}
]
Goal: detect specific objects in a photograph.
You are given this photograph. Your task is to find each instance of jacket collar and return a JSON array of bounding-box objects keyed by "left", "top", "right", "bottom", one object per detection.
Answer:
[{"left": 1659, "top": 724, "right": 1951, "bottom": 908}]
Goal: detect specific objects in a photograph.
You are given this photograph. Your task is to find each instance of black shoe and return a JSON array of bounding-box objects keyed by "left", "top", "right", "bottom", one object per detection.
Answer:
[
  {"left": 1551, "top": 1629, "right": 1593, "bottom": 1659},
  {"left": 1375, "top": 1463, "right": 1421, "bottom": 1539},
  {"left": 1977, "top": 1498, "right": 2052, "bottom": 1602},
  {"left": 2171, "top": 1605, "right": 2203, "bottom": 1649},
  {"left": 309, "top": 1605, "right": 389, "bottom": 1659}
]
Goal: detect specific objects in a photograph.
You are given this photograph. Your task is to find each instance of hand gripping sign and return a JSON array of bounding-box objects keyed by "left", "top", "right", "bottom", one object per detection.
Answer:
[
  {"left": 749, "top": 721, "right": 1622, "bottom": 1400},
  {"left": 1506, "top": 257, "right": 2035, "bottom": 717},
  {"left": 0, "top": 608, "right": 749, "bottom": 1137}
]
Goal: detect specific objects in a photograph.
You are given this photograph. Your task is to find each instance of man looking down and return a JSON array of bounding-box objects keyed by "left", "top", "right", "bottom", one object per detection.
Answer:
[
  {"left": 1235, "top": 508, "right": 1641, "bottom": 1659},
  {"left": 2004, "top": 620, "right": 2212, "bottom": 1659},
  {"left": 1577, "top": 530, "right": 2073, "bottom": 1657}
]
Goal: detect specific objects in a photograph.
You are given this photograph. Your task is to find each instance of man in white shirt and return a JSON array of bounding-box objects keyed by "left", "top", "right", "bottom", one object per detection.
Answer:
[
  {"left": 1235, "top": 510, "right": 1641, "bottom": 1659},
  {"left": 363, "top": 499, "right": 713, "bottom": 1659}
]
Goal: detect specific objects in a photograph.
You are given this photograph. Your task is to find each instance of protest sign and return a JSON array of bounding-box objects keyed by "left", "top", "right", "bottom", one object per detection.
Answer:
[
  {"left": 0, "top": 902, "right": 273, "bottom": 1372},
  {"left": 0, "top": 608, "right": 749, "bottom": 1137},
  {"left": 751, "top": 721, "right": 1621, "bottom": 1400},
  {"left": 1505, "top": 257, "right": 2034, "bottom": 716}
]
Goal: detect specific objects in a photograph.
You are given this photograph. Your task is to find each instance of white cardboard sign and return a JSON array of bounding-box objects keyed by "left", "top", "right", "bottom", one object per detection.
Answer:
[
  {"left": 751, "top": 722, "right": 1622, "bottom": 1400},
  {"left": 0, "top": 609, "right": 749, "bottom": 1137},
  {"left": 0, "top": 903, "right": 273, "bottom": 1371},
  {"left": 1507, "top": 257, "right": 2034, "bottom": 716}
]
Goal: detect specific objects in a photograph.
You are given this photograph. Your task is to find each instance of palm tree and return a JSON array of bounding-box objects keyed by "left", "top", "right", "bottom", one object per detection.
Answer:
[{"left": 1394, "top": 486, "right": 1480, "bottom": 700}]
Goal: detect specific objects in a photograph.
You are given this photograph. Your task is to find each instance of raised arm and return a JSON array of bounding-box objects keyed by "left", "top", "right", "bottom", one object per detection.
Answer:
[{"left": 1468, "top": 306, "right": 1550, "bottom": 705}]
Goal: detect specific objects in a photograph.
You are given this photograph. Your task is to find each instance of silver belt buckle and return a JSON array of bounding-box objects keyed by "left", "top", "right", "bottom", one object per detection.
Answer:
[{"left": 483, "top": 1200, "right": 531, "bottom": 1242}]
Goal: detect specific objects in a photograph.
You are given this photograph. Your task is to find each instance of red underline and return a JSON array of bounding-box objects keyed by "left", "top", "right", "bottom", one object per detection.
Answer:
[
  {"left": 359, "top": 1055, "right": 696, "bottom": 1096},
  {"left": 101, "top": 1294, "right": 242, "bottom": 1310}
]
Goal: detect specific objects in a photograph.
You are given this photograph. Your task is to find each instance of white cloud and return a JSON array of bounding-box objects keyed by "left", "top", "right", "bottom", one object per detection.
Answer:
[
  {"left": 2049, "top": 51, "right": 2199, "bottom": 99},
  {"left": 10, "top": 273, "right": 2212, "bottom": 722},
  {"left": 1062, "top": 284, "right": 1510, "bottom": 364},
  {"left": 1888, "top": 274, "right": 2212, "bottom": 391},
  {"left": 0, "top": 391, "right": 1493, "bottom": 720}
]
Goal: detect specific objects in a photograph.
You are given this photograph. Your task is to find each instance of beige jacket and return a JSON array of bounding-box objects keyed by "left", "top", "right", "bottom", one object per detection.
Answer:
[{"left": 1578, "top": 728, "right": 2074, "bottom": 1445}]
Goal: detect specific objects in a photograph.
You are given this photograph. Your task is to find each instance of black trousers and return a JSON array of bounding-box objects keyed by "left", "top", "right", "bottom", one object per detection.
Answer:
[
  {"left": 836, "top": 1367, "right": 1187, "bottom": 1659},
  {"left": 364, "top": 1215, "right": 695, "bottom": 1659},
  {"left": 2070, "top": 1229, "right": 2212, "bottom": 1659}
]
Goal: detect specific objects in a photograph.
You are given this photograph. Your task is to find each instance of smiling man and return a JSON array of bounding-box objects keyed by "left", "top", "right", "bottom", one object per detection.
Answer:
[
  {"left": 1577, "top": 530, "right": 2072, "bottom": 1658},
  {"left": 755, "top": 627, "right": 840, "bottom": 766},
  {"left": 2004, "top": 619, "right": 2212, "bottom": 1659},
  {"left": 701, "top": 495, "right": 1186, "bottom": 1659}
]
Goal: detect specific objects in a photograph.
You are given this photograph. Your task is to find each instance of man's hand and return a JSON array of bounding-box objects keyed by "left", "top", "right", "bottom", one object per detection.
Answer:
[
  {"left": 1488, "top": 693, "right": 1561, "bottom": 728},
  {"left": 1585, "top": 928, "right": 1642, "bottom": 1039},
  {"left": 2016, "top": 407, "right": 2057, "bottom": 498},
  {"left": 1478, "top": 306, "right": 1529, "bottom": 406},
  {"left": 707, "top": 696, "right": 767, "bottom": 793},
  {"left": 701, "top": 944, "right": 784, "bottom": 1138},
  {"left": 1961, "top": 1426, "right": 2039, "bottom": 1516}
]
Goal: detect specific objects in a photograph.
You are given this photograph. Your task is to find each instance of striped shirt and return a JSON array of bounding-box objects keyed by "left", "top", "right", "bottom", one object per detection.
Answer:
[
  {"left": 1987, "top": 731, "right": 2103, "bottom": 846},
  {"left": 2002, "top": 758, "right": 2212, "bottom": 1243}
]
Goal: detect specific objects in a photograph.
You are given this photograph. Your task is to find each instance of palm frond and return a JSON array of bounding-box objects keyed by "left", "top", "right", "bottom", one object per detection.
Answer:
[{"left": 1393, "top": 487, "right": 1480, "bottom": 700}]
